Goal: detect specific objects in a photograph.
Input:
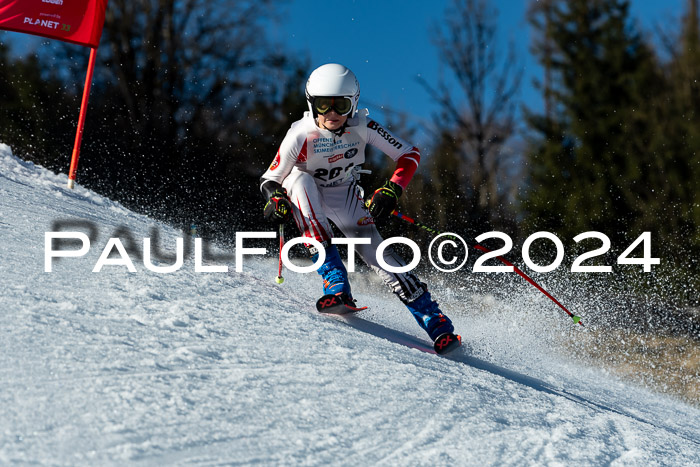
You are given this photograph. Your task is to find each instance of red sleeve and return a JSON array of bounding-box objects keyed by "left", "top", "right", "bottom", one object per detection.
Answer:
[{"left": 389, "top": 147, "right": 420, "bottom": 189}]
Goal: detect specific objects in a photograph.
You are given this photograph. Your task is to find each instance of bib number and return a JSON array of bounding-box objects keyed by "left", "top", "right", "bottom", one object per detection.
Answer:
[{"left": 314, "top": 163, "right": 355, "bottom": 182}]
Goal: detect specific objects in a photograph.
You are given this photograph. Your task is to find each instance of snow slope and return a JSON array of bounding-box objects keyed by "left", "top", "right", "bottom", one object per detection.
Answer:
[{"left": 1, "top": 143, "right": 699, "bottom": 466}]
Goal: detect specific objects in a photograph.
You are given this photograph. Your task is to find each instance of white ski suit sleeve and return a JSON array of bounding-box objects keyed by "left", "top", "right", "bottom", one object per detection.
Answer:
[{"left": 259, "top": 118, "right": 311, "bottom": 198}]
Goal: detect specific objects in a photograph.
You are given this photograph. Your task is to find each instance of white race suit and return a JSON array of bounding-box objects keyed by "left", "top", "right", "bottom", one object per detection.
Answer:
[{"left": 260, "top": 109, "right": 426, "bottom": 303}]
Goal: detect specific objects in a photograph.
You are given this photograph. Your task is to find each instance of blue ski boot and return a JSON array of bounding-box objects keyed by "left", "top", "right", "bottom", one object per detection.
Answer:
[
  {"left": 406, "top": 291, "right": 455, "bottom": 341},
  {"left": 312, "top": 244, "right": 352, "bottom": 298}
]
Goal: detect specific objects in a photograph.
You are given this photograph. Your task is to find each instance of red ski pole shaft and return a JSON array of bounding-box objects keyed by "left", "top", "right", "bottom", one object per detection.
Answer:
[
  {"left": 275, "top": 224, "right": 285, "bottom": 284},
  {"left": 471, "top": 245, "right": 582, "bottom": 326},
  {"left": 390, "top": 211, "right": 583, "bottom": 326}
]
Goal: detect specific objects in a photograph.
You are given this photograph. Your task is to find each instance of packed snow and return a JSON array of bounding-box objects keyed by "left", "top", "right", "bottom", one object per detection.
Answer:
[{"left": 0, "top": 143, "right": 698, "bottom": 465}]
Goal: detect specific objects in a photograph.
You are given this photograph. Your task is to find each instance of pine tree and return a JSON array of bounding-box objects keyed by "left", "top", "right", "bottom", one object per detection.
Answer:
[
  {"left": 0, "top": 43, "right": 77, "bottom": 169},
  {"left": 669, "top": 0, "right": 700, "bottom": 247},
  {"left": 524, "top": 0, "right": 663, "bottom": 246}
]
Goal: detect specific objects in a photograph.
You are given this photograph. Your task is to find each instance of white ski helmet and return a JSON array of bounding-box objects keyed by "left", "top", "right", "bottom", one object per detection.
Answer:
[{"left": 305, "top": 63, "right": 360, "bottom": 116}]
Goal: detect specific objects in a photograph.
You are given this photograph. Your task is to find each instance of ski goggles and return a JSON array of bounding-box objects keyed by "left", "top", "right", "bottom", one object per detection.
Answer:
[{"left": 313, "top": 96, "right": 353, "bottom": 116}]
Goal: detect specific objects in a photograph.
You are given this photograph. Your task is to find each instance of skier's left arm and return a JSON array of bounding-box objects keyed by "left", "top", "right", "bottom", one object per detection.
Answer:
[{"left": 365, "top": 120, "right": 421, "bottom": 219}]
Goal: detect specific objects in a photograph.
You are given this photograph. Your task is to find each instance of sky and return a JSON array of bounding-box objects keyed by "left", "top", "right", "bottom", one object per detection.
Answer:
[
  {"left": 270, "top": 0, "right": 534, "bottom": 131},
  {"left": 0, "top": 0, "right": 688, "bottom": 143},
  {"left": 268, "top": 0, "right": 685, "bottom": 141}
]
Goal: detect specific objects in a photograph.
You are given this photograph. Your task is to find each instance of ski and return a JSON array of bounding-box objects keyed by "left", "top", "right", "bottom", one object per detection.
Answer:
[
  {"left": 316, "top": 295, "right": 462, "bottom": 356},
  {"left": 433, "top": 332, "right": 462, "bottom": 355},
  {"left": 316, "top": 293, "right": 368, "bottom": 315}
]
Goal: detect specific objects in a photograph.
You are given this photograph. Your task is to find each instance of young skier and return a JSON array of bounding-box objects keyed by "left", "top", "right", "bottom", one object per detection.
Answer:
[{"left": 260, "top": 63, "right": 460, "bottom": 353}]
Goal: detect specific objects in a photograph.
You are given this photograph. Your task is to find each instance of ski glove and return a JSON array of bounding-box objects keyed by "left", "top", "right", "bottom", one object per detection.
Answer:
[
  {"left": 367, "top": 180, "right": 403, "bottom": 220},
  {"left": 264, "top": 188, "right": 292, "bottom": 224}
]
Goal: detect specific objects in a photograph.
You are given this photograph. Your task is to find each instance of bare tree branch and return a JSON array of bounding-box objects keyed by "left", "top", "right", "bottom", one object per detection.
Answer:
[{"left": 422, "top": 0, "right": 522, "bottom": 222}]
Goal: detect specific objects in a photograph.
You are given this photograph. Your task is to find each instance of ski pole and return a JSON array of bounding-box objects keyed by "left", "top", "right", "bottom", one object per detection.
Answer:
[
  {"left": 365, "top": 203, "right": 460, "bottom": 241},
  {"left": 275, "top": 224, "right": 285, "bottom": 284},
  {"left": 392, "top": 211, "right": 459, "bottom": 241},
  {"left": 390, "top": 210, "right": 583, "bottom": 326}
]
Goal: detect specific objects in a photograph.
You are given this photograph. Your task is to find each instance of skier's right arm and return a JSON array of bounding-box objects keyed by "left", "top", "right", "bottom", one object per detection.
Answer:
[
  {"left": 260, "top": 154, "right": 293, "bottom": 224},
  {"left": 259, "top": 123, "right": 307, "bottom": 223}
]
